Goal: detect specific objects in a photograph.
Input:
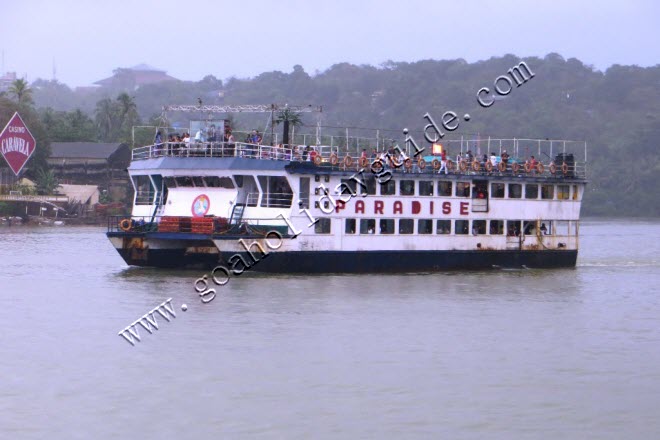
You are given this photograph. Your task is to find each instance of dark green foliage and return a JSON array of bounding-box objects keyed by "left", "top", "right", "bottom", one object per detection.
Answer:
[{"left": 19, "top": 55, "right": 660, "bottom": 216}]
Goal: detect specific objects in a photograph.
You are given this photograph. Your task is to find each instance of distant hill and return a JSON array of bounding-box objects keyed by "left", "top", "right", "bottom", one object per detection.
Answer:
[{"left": 30, "top": 53, "right": 660, "bottom": 216}]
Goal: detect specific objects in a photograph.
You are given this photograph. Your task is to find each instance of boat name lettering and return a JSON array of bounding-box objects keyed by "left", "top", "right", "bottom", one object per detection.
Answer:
[{"left": 333, "top": 199, "right": 467, "bottom": 216}]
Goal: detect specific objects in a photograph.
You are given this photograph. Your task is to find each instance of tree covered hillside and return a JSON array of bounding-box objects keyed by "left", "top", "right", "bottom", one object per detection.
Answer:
[{"left": 27, "top": 53, "right": 660, "bottom": 216}]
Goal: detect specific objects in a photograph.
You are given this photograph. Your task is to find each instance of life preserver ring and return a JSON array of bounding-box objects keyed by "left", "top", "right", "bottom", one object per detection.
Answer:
[
  {"left": 388, "top": 155, "right": 402, "bottom": 168},
  {"left": 343, "top": 155, "right": 353, "bottom": 167},
  {"left": 359, "top": 156, "right": 368, "bottom": 168},
  {"left": 498, "top": 161, "right": 506, "bottom": 172},
  {"left": 432, "top": 159, "right": 441, "bottom": 170},
  {"left": 472, "top": 160, "right": 480, "bottom": 172},
  {"left": 404, "top": 158, "right": 413, "bottom": 169},
  {"left": 447, "top": 160, "right": 455, "bottom": 171},
  {"left": 536, "top": 162, "right": 545, "bottom": 174},
  {"left": 561, "top": 162, "right": 569, "bottom": 175},
  {"left": 418, "top": 157, "right": 426, "bottom": 169},
  {"left": 459, "top": 161, "right": 467, "bottom": 172},
  {"left": 549, "top": 162, "right": 557, "bottom": 174},
  {"left": 485, "top": 161, "right": 493, "bottom": 172},
  {"left": 511, "top": 162, "right": 520, "bottom": 173},
  {"left": 313, "top": 155, "right": 322, "bottom": 166},
  {"left": 330, "top": 153, "right": 338, "bottom": 166},
  {"left": 119, "top": 218, "right": 132, "bottom": 232}
]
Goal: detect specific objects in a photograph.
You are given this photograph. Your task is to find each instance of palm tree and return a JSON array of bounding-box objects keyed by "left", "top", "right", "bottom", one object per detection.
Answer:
[
  {"left": 8, "top": 79, "right": 33, "bottom": 106},
  {"left": 115, "top": 93, "right": 140, "bottom": 142},
  {"left": 95, "top": 98, "right": 118, "bottom": 141},
  {"left": 35, "top": 168, "right": 60, "bottom": 195},
  {"left": 274, "top": 107, "right": 303, "bottom": 146}
]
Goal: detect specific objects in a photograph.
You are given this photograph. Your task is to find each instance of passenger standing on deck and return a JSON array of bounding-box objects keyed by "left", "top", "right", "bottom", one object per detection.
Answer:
[{"left": 439, "top": 149, "right": 448, "bottom": 174}]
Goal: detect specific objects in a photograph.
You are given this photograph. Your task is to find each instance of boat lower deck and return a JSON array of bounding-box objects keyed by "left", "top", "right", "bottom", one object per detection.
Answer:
[{"left": 107, "top": 231, "right": 577, "bottom": 270}]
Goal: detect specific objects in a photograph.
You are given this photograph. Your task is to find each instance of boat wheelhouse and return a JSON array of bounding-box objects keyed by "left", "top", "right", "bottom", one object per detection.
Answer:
[{"left": 107, "top": 106, "right": 587, "bottom": 271}]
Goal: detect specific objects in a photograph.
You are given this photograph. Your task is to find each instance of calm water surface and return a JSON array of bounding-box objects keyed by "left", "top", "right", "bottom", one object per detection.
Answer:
[{"left": 1, "top": 219, "right": 659, "bottom": 439}]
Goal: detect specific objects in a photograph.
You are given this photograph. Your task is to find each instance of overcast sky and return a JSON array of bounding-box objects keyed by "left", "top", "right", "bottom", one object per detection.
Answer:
[{"left": 2, "top": 0, "right": 658, "bottom": 87}]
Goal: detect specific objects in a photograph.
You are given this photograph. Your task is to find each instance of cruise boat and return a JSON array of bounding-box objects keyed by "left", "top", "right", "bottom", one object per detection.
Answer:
[{"left": 107, "top": 105, "right": 587, "bottom": 272}]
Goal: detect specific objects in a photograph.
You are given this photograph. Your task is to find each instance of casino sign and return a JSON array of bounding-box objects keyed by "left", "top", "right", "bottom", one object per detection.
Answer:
[{"left": 0, "top": 112, "right": 36, "bottom": 176}]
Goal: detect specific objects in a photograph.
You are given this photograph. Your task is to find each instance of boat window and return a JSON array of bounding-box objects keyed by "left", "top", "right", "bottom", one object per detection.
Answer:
[
  {"left": 380, "top": 179, "right": 396, "bottom": 196},
  {"left": 175, "top": 177, "right": 194, "bottom": 187},
  {"left": 472, "top": 220, "right": 487, "bottom": 235},
  {"left": 540, "top": 221, "right": 552, "bottom": 235},
  {"left": 419, "top": 181, "right": 434, "bottom": 196},
  {"left": 400, "top": 180, "right": 415, "bottom": 196},
  {"left": 491, "top": 183, "right": 505, "bottom": 198},
  {"left": 163, "top": 177, "right": 177, "bottom": 188},
  {"left": 456, "top": 182, "right": 470, "bottom": 197},
  {"left": 379, "top": 219, "right": 395, "bottom": 234},
  {"left": 399, "top": 219, "right": 414, "bottom": 234},
  {"left": 234, "top": 175, "right": 244, "bottom": 187},
  {"left": 523, "top": 221, "right": 536, "bottom": 235},
  {"left": 134, "top": 175, "right": 155, "bottom": 205},
  {"left": 299, "top": 177, "right": 310, "bottom": 209},
  {"left": 205, "top": 176, "right": 235, "bottom": 188},
  {"left": 436, "top": 220, "right": 451, "bottom": 234},
  {"left": 557, "top": 185, "right": 570, "bottom": 200},
  {"left": 360, "top": 219, "right": 376, "bottom": 234},
  {"left": 191, "top": 176, "right": 205, "bottom": 187},
  {"left": 489, "top": 220, "right": 504, "bottom": 235},
  {"left": 508, "top": 184, "right": 522, "bottom": 198},
  {"left": 258, "top": 175, "right": 293, "bottom": 208},
  {"left": 418, "top": 219, "right": 433, "bottom": 234},
  {"left": 438, "top": 181, "right": 452, "bottom": 197},
  {"left": 572, "top": 185, "right": 579, "bottom": 200},
  {"left": 365, "top": 175, "right": 377, "bottom": 195},
  {"left": 340, "top": 178, "right": 358, "bottom": 197},
  {"left": 314, "top": 218, "right": 331, "bottom": 234},
  {"left": 555, "top": 221, "right": 568, "bottom": 235},
  {"left": 541, "top": 184, "right": 554, "bottom": 199},
  {"left": 345, "top": 218, "right": 356, "bottom": 234},
  {"left": 455, "top": 220, "right": 469, "bottom": 235},
  {"left": 507, "top": 220, "right": 522, "bottom": 236},
  {"left": 525, "top": 184, "right": 538, "bottom": 199}
]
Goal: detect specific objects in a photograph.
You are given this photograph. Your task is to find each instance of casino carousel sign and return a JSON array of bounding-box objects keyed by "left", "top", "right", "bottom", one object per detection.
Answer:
[{"left": 0, "top": 112, "right": 36, "bottom": 176}]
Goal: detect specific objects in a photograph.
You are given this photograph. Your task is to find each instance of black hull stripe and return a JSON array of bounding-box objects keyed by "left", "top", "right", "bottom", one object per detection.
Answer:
[{"left": 115, "top": 249, "right": 577, "bottom": 271}]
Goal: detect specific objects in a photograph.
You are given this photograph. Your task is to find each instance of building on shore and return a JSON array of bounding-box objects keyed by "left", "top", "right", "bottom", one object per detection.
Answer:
[
  {"left": 48, "top": 142, "right": 131, "bottom": 204},
  {"left": 93, "top": 64, "right": 179, "bottom": 90}
]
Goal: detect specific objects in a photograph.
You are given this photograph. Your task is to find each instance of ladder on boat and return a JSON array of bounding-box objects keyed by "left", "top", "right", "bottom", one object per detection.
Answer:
[{"left": 229, "top": 203, "right": 246, "bottom": 225}]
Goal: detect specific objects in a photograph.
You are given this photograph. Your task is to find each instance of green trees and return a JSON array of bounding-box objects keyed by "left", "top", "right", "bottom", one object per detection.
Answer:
[
  {"left": 94, "top": 93, "right": 141, "bottom": 142},
  {"left": 8, "top": 56, "right": 660, "bottom": 216},
  {"left": 8, "top": 79, "right": 34, "bottom": 106},
  {"left": 40, "top": 108, "right": 96, "bottom": 142},
  {"left": 35, "top": 168, "right": 60, "bottom": 195}
]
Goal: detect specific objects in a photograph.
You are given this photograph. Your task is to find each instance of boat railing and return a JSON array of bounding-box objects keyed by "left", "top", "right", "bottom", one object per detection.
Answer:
[
  {"left": 246, "top": 192, "right": 294, "bottom": 208},
  {"left": 107, "top": 215, "right": 289, "bottom": 234},
  {"left": 131, "top": 139, "right": 587, "bottom": 178}
]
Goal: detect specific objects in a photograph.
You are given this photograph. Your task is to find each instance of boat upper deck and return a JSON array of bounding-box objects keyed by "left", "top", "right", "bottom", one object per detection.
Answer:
[{"left": 131, "top": 138, "right": 587, "bottom": 180}]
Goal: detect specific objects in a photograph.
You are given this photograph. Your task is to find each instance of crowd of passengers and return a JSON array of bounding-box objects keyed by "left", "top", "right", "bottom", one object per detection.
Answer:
[{"left": 152, "top": 130, "right": 544, "bottom": 173}]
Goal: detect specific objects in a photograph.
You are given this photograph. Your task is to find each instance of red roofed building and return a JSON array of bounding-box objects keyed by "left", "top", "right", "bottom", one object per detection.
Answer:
[{"left": 94, "top": 64, "right": 179, "bottom": 89}]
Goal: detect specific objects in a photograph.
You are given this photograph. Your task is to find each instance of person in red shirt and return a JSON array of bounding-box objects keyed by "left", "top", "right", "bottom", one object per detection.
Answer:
[{"left": 439, "top": 149, "right": 448, "bottom": 174}]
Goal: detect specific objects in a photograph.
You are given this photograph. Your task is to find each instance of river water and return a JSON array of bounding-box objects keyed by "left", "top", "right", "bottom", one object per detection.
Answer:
[{"left": 1, "top": 219, "right": 659, "bottom": 439}]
